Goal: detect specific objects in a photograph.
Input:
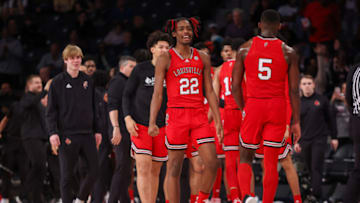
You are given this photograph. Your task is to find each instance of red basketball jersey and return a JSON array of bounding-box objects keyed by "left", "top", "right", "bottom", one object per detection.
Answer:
[
  {"left": 167, "top": 47, "right": 204, "bottom": 108},
  {"left": 219, "top": 59, "right": 247, "bottom": 109},
  {"left": 244, "top": 36, "right": 288, "bottom": 98}
]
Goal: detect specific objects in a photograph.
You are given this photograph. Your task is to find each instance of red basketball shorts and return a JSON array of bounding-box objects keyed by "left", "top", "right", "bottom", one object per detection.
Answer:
[
  {"left": 223, "top": 108, "right": 242, "bottom": 151},
  {"left": 131, "top": 124, "right": 168, "bottom": 161},
  {"left": 166, "top": 108, "right": 215, "bottom": 150},
  {"left": 240, "top": 98, "right": 286, "bottom": 149}
]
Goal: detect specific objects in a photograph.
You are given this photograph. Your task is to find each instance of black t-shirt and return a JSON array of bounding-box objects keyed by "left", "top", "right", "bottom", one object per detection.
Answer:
[{"left": 122, "top": 61, "right": 167, "bottom": 127}]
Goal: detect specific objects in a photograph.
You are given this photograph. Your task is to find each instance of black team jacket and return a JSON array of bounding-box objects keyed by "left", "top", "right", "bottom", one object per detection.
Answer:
[{"left": 46, "top": 71, "right": 100, "bottom": 137}]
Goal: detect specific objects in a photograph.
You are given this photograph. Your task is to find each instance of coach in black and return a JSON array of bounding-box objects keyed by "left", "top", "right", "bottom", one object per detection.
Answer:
[
  {"left": 343, "top": 63, "right": 360, "bottom": 203},
  {"left": 294, "top": 75, "right": 338, "bottom": 201},
  {"left": 107, "top": 55, "right": 136, "bottom": 203},
  {"left": 46, "top": 45, "right": 102, "bottom": 203},
  {"left": 20, "top": 75, "right": 48, "bottom": 202}
]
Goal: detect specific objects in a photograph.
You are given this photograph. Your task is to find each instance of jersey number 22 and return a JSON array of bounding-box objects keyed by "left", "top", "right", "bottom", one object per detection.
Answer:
[{"left": 180, "top": 78, "right": 199, "bottom": 95}]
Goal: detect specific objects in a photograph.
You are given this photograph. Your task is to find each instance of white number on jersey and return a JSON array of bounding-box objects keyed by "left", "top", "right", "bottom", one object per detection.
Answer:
[
  {"left": 180, "top": 78, "right": 199, "bottom": 95},
  {"left": 223, "top": 76, "right": 232, "bottom": 96},
  {"left": 258, "top": 58, "right": 272, "bottom": 80}
]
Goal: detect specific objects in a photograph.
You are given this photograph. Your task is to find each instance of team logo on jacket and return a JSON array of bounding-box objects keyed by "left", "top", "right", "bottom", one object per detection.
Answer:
[
  {"left": 145, "top": 77, "right": 155, "bottom": 86},
  {"left": 83, "top": 81, "right": 88, "bottom": 89},
  {"left": 66, "top": 83, "right": 72, "bottom": 88},
  {"left": 314, "top": 100, "right": 320, "bottom": 106},
  {"left": 65, "top": 138, "right": 71, "bottom": 145}
]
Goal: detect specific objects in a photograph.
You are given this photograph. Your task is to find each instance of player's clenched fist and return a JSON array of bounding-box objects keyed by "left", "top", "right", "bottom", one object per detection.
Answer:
[{"left": 148, "top": 124, "right": 159, "bottom": 137}]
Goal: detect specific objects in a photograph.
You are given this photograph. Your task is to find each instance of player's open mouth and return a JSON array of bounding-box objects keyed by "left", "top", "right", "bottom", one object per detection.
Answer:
[{"left": 183, "top": 36, "right": 191, "bottom": 40}]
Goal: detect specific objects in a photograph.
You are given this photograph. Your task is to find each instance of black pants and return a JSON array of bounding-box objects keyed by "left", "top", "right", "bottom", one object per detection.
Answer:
[
  {"left": 343, "top": 116, "right": 360, "bottom": 203},
  {"left": 0, "top": 138, "right": 28, "bottom": 199},
  {"left": 59, "top": 134, "right": 99, "bottom": 203},
  {"left": 22, "top": 138, "right": 47, "bottom": 203},
  {"left": 108, "top": 133, "right": 132, "bottom": 203},
  {"left": 92, "top": 140, "right": 113, "bottom": 203},
  {"left": 48, "top": 150, "right": 61, "bottom": 199},
  {"left": 300, "top": 137, "right": 326, "bottom": 199}
]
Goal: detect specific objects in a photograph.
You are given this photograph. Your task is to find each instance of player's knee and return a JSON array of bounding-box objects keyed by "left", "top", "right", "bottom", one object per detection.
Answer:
[
  {"left": 137, "top": 161, "right": 152, "bottom": 176},
  {"left": 204, "top": 157, "right": 220, "bottom": 173},
  {"left": 168, "top": 159, "right": 183, "bottom": 177},
  {"left": 191, "top": 159, "right": 205, "bottom": 174},
  {"left": 150, "top": 163, "right": 162, "bottom": 177}
]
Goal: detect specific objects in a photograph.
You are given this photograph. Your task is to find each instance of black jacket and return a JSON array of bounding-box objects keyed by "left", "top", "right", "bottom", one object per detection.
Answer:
[
  {"left": 107, "top": 72, "right": 128, "bottom": 135},
  {"left": 46, "top": 71, "right": 100, "bottom": 137},
  {"left": 300, "top": 93, "right": 337, "bottom": 142},
  {"left": 19, "top": 91, "right": 48, "bottom": 140}
]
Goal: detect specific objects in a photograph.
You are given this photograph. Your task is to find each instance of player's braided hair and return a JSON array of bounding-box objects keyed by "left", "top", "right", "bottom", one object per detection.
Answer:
[{"left": 164, "top": 17, "right": 201, "bottom": 38}]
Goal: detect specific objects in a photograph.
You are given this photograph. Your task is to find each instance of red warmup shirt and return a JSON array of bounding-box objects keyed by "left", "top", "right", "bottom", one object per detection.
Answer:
[
  {"left": 219, "top": 59, "right": 247, "bottom": 109},
  {"left": 167, "top": 47, "right": 205, "bottom": 108},
  {"left": 244, "top": 36, "right": 288, "bottom": 99},
  {"left": 303, "top": 1, "right": 340, "bottom": 43}
]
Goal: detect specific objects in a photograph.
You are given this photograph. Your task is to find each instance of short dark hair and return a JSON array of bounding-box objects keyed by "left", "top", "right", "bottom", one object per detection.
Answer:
[
  {"left": 231, "top": 38, "right": 245, "bottom": 52},
  {"left": 133, "top": 49, "right": 152, "bottom": 63},
  {"left": 221, "top": 38, "right": 233, "bottom": 51},
  {"left": 83, "top": 56, "right": 96, "bottom": 64},
  {"left": 301, "top": 74, "right": 315, "bottom": 82},
  {"left": 260, "top": 9, "right": 281, "bottom": 24},
  {"left": 146, "top": 31, "right": 171, "bottom": 50}
]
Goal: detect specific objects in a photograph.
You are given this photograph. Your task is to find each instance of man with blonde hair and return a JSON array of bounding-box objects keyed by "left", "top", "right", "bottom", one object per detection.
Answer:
[{"left": 46, "top": 45, "right": 102, "bottom": 203}]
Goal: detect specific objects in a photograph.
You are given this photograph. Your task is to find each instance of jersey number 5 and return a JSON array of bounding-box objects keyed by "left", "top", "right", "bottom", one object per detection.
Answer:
[
  {"left": 258, "top": 58, "right": 272, "bottom": 80},
  {"left": 180, "top": 78, "right": 199, "bottom": 95}
]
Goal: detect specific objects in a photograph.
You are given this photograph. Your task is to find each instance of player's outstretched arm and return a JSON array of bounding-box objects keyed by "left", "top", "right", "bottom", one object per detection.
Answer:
[
  {"left": 148, "top": 52, "right": 170, "bottom": 136},
  {"left": 200, "top": 51, "right": 224, "bottom": 143},
  {"left": 232, "top": 42, "right": 250, "bottom": 110},
  {"left": 286, "top": 45, "right": 301, "bottom": 143}
]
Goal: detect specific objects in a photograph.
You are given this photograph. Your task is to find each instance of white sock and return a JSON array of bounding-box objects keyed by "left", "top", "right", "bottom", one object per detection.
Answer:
[{"left": 74, "top": 198, "right": 84, "bottom": 203}]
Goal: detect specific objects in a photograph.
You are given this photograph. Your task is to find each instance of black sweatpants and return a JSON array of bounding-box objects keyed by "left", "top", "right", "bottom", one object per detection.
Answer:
[
  {"left": 300, "top": 137, "right": 326, "bottom": 199},
  {"left": 343, "top": 116, "right": 360, "bottom": 203},
  {"left": 108, "top": 132, "right": 132, "bottom": 203},
  {"left": 22, "top": 138, "right": 47, "bottom": 203},
  {"left": 0, "top": 139, "right": 28, "bottom": 199},
  {"left": 59, "top": 134, "right": 99, "bottom": 203},
  {"left": 48, "top": 151, "right": 61, "bottom": 199},
  {"left": 92, "top": 140, "right": 113, "bottom": 203}
]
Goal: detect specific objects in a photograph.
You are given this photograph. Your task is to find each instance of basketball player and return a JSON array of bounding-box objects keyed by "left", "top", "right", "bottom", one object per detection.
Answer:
[
  {"left": 212, "top": 39, "right": 245, "bottom": 203},
  {"left": 122, "top": 31, "right": 171, "bottom": 203},
  {"left": 255, "top": 79, "right": 302, "bottom": 203},
  {"left": 148, "top": 17, "right": 223, "bottom": 203},
  {"left": 232, "top": 10, "right": 301, "bottom": 203}
]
